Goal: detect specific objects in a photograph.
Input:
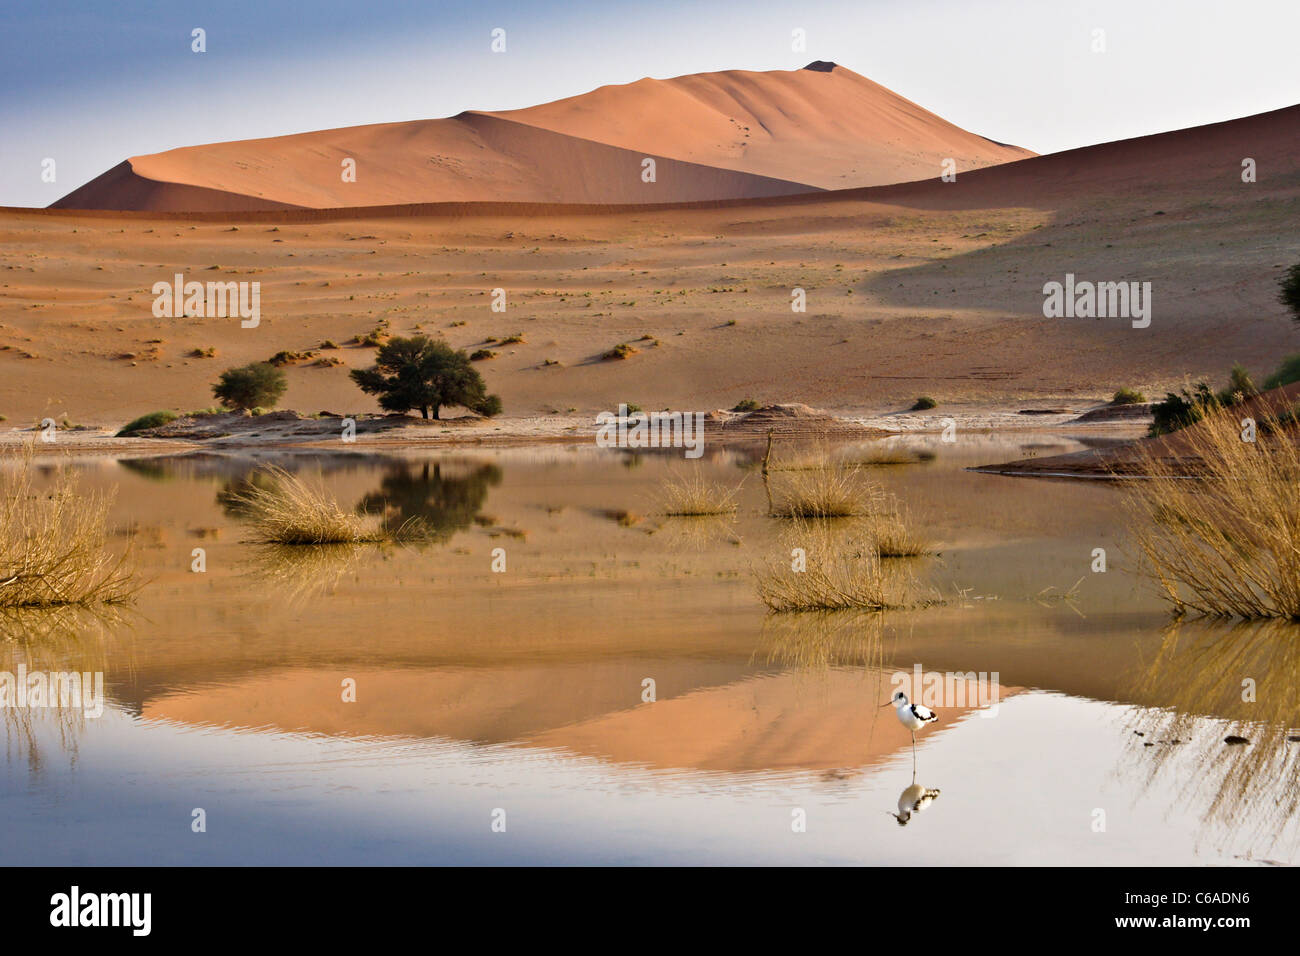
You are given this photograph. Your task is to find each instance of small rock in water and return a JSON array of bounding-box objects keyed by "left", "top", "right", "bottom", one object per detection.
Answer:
[
  {"left": 1143, "top": 742, "right": 1153, "bottom": 747},
  {"left": 1224, "top": 735, "right": 1250, "bottom": 745},
  {"left": 1134, "top": 731, "right": 1145, "bottom": 737},
  {"left": 1287, "top": 735, "right": 1300, "bottom": 743}
]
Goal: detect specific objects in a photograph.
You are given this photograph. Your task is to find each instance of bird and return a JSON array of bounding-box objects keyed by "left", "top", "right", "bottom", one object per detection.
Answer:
[
  {"left": 891, "top": 782, "right": 941, "bottom": 826},
  {"left": 882, "top": 690, "right": 937, "bottom": 759}
]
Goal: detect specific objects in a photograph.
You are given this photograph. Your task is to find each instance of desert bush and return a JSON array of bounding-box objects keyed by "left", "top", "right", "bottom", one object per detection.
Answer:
[
  {"left": 770, "top": 459, "right": 882, "bottom": 518},
  {"left": 867, "top": 502, "right": 932, "bottom": 557},
  {"left": 213, "top": 362, "right": 287, "bottom": 411},
  {"left": 731, "top": 398, "right": 761, "bottom": 412},
  {"left": 659, "top": 471, "right": 741, "bottom": 516},
  {"left": 911, "top": 396, "right": 937, "bottom": 410},
  {"left": 268, "top": 349, "right": 316, "bottom": 367},
  {"left": 1150, "top": 383, "right": 1215, "bottom": 437},
  {"left": 1124, "top": 409, "right": 1300, "bottom": 618},
  {"left": 0, "top": 450, "right": 137, "bottom": 607},
  {"left": 1111, "top": 387, "right": 1147, "bottom": 405},
  {"left": 1280, "top": 262, "right": 1300, "bottom": 323},
  {"left": 116, "top": 410, "right": 178, "bottom": 436},
  {"left": 470, "top": 349, "right": 496, "bottom": 361},
  {"left": 604, "top": 343, "right": 637, "bottom": 360},
  {"left": 1216, "top": 363, "right": 1258, "bottom": 406},
  {"left": 1263, "top": 353, "right": 1300, "bottom": 391},
  {"left": 227, "top": 466, "right": 412, "bottom": 545},
  {"left": 754, "top": 520, "right": 915, "bottom": 612},
  {"left": 353, "top": 328, "right": 388, "bottom": 347}
]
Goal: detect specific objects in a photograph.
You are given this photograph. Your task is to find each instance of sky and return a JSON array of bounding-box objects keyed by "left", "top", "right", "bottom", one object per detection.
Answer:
[{"left": 2, "top": 0, "right": 1298, "bottom": 207}]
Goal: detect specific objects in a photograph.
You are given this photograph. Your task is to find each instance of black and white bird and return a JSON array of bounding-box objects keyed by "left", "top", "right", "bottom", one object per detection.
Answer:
[
  {"left": 892, "top": 782, "right": 941, "bottom": 826},
  {"left": 883, "top": 690, "right": 937, "bottom": 757}
]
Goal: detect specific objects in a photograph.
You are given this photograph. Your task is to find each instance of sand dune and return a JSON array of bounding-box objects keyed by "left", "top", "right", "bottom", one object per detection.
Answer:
[
  {"left": 494, "top": 61, "right": 1034, "bottom": 189},
  {"left": 56, "top": 114, "right": 815, "bottom": 212},
  {"left": 52, "top": 62, "right": 1031, "bottom": 212}
]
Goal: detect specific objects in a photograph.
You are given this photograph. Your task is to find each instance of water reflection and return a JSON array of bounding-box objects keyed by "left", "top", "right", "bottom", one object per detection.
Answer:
[
  {"left": 356, "top": 461, "right": 501, "bottom": 542},
  {"left": 1124, "top": 618, "right": 1300, "bottom": 855},
  {"left": 1, "top": 606, "right": 128, "bottom": 768},
  {"left": 892, "top": 782, "right": 942, "bottom": 826}
]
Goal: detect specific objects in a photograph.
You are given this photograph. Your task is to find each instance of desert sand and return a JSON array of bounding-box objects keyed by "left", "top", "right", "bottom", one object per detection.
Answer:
[{"left": 2, "top": 83, "right": 1297, "bottom": 435}]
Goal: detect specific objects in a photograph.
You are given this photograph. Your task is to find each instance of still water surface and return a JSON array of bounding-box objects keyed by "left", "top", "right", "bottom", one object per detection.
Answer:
[{"left": 3, "top": 435, "right": 1297, "bottom": 864}]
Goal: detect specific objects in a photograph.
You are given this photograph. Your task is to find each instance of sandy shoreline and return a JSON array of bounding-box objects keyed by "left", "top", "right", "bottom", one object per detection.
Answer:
[{"left": 0, "top": 401, "right": 1150, "bottom": 459}]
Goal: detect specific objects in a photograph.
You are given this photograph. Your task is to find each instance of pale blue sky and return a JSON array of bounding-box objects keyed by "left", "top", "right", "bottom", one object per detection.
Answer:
[{"left": 3, "top": 0, "right": 1298, "bottom": 207}]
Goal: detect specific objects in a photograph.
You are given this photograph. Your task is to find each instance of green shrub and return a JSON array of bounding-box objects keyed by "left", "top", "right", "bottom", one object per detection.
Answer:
[
  {"left": 1215, "top": 364, "right": 1258, "bottom": 405},
  {"left": 732, "top": 398, "right": 761, "bottom": 412},
  {"left": 911, "top": 396, "right": 937, "bottom": 410},
  {"left": 1280, "top": 263, "right": 1300, "bottom": 323},
  {"left": 1110, "top": 387, "right": 1147, "bottom": 405},
  {"left": 213, "top": 362, "right": 288, "bottom": 411},
  {"left": 1263, "top": 353, "right": 1300, "bottom": 391},
  {"left": 470, "top": 349, "right": 497, "bottom": 361},
  {"left": 1150, "top": 383, "right": 1216, "bottom": 437},
  {"left": 116, "top": 410, "right": 179, "bottom": 436}
]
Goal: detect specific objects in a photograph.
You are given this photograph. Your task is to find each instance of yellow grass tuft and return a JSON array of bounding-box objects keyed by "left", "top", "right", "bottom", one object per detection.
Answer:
[
  {"left": 1123, "top": 408, "right": 1300, "bottom": 618},
  {"left": 228, "top": 465, "right": 406, "bottom": 545},
  {"left": 770, "top": 460, "right": 882, "bottom": 518},
  {"left": 658, "top": 471, "right": 741, "bottom": 516},
  {"left": 754, "top": 520, "right": 918, "bottom": 612},
  {"left": 0, "top": 447, "right": 137, "bottom": 608}
]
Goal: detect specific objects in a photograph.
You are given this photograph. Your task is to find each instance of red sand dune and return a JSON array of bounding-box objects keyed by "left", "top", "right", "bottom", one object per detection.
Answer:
[
  {"left": 52, "top": 62, "right": 1032, "bottom": 212},
  {"left": 493, "top": 61, "right": 1033, "bottom": 189}
]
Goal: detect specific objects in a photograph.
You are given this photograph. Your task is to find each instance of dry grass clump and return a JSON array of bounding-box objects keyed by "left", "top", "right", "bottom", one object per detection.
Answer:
[
  {"left": 754, "top": 520, "right": 916, "bottom": 612},
  {"left": 0, "top": 449, "right": 137, "bottom": 608},
  {"left": 867, "top": 502, "right": 932, "bottom": 557},
  {"left": 228, "top": 465, "right": 418, "bottom": 545},
  {"left": 1124, "top": 409, "right": 1300, "bottom": 618},
  {"left": 659, "top": 471, "right": 741, "bottom": 516},
  {"left": 770, "top": 460, "right": 883, "bottom": 518}
]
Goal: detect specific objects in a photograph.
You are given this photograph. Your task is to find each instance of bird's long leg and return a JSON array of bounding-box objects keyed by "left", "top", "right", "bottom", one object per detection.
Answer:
[{"left": 911, "top": 730, "right": 916, "bottom": 767}]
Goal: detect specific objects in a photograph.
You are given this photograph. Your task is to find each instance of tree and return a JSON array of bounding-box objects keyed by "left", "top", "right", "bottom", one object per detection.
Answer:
[
  {"left": 349, "top": 336, "right": 502, "bottom": 420},
  {"left": 213, "top": 362, "right": 287, "bottom": 411},
  {"left": 1281, "top": 263, "right": 1300, "bottom": 324}
]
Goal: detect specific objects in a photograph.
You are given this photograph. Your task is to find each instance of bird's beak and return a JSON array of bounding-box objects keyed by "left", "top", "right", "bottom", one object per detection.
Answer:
[{"left": 879, "top": 701, "right": 893, "bottom": 708}]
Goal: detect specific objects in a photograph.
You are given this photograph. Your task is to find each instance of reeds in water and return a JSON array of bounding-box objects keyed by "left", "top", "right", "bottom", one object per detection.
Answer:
[
  {"left": 0, "top": 448, "right": 137, "bottom": 608},
  {"left": 1124, "top": 408, "right": 1300, "bottom": 618}
]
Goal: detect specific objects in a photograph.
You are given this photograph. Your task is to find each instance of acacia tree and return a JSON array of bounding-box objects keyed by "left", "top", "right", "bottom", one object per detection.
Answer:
[
  {"left": 349, "top": 336, "right": 501, "bottom": 419},
  {"left": 212, "top": 362, "right": 287, "bottom": 411}
]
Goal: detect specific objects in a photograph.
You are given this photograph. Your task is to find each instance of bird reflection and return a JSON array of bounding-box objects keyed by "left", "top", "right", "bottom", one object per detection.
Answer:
[{"left": 892, "top": 781, "right": 941, "bottom": 826}]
